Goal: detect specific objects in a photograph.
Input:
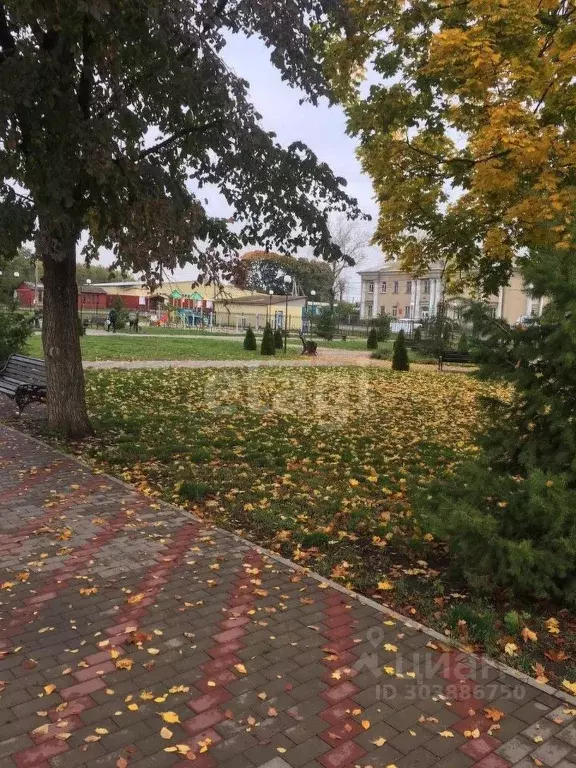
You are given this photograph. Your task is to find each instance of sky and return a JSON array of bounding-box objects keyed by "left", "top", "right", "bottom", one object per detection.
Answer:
[{"left": 100, "top": 33, "right": 385, "bottom": 302}]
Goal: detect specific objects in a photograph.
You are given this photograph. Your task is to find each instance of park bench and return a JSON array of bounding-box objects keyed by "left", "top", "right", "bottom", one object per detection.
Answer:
[
  {"left": 0, "top": 355, "right": 47, "bottom": 413},
  {"left": 85, "top": 315, "right": 107, "bottom": 329},
  {"left": 438, "top": 350, "right": 471, "bottom": 370},
  {"left": 298, "top": 332, "right": 318, "bottom": 355}
]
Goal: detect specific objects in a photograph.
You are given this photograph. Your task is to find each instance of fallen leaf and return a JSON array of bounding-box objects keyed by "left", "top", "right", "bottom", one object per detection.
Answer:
[
  {"left": 562, "top": 680, "right": 576, "bottom": 696},
  {"left": 234, "top": 663, "right": 247, "bottom": 675},
  {"left": 377, "top": 580, "right": 394, "bottom": 591},
  {"left": 521, "top": 627, "right": 538, "bottom": 643},
  {"left": 464, "top": 728, "right": 481, "bottom": 739},
  {"left": 116, "top": 759, "right": 128, "bottom": 768},
  {"left": 361, "top": 720, "right": 370, "bottom": 730},
  {"left": 484, "top": 708, "right": 504, "bottom": 723},
  {"left": 372, "top": 737, "right": 387, "bottom": 746},
  {"left": 504, "top": 642, "right": 518, "bottom": 656},
  {"left": 43, "top": 684, "right": 56, "bottom": 695},
  {"left": 159, "top": 711, "right": 180, "bottom": 724},
  {"left": 160, "top": 727, "right": 173, "bottom": 739},
  {"left": 439, "top": 730, "right": 455, "bottom": 737}
]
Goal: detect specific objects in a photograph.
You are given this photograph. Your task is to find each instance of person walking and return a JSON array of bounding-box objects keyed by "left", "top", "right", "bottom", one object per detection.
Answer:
[{"left": 107, "top": 307, "right": 117, "bottom": 333}]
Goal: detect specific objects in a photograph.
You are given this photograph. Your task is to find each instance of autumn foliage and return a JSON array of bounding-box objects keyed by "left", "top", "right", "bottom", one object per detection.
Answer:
[{"left": 320, "top": 0, "right": 576, "bottom": 291}]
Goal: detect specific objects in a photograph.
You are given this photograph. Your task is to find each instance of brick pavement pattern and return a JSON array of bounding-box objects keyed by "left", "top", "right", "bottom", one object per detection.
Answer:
[{"left": 1, "top": 425, "right": 576, "bottom": 768}]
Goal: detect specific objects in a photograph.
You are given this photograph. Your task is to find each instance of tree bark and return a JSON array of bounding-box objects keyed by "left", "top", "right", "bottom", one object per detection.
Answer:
[{"left": 41, "top": 238, "right": 93, "bottom": 438}]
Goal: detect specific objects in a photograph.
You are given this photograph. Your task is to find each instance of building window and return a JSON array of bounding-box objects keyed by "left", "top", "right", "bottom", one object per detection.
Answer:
[
  {"left": 405, "top": 306, "right": 411, "bottom": 318},
  {"left": 406, "top": 281, "right": 412, "bottom": 294},
  {"left": 380, "top": 281, "right": 387, "bottom": 294},
  {"left": 392, "top": 306, "right": 398, "bottom": 317},
  {"left": 366, "top": 303, "right": 373, "bottom": 318},
  {"left": 367, "top": 281, "right": 374, "bottom": 293},
  {"left": 423, "top": 279, "right": 431, "bottom": 294},
  {"left": 393, "top": 281, "right": 399, "bottom": 294}
]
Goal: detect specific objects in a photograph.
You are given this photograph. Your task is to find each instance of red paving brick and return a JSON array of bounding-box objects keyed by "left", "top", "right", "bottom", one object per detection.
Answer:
[{"left": 0, "top": 424, "right": 572, "bottom": 768}]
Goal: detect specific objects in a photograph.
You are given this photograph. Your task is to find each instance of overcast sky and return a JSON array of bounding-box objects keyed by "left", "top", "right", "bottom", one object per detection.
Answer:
[{"left": 100, "top": 33, "right": 385, "bottom": 302}]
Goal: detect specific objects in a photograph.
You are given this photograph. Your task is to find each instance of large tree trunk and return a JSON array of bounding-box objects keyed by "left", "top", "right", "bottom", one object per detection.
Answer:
[{"left": 41, "top": 239, "right": 93, "bottom": 438}]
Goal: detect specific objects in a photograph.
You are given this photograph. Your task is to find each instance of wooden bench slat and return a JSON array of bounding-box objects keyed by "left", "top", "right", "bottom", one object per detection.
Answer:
[{"left": 1, "top": 355, "right": 47, "bottom": 412}]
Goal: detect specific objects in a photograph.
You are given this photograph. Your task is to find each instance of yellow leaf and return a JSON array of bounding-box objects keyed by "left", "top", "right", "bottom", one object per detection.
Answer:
[
  {"left": 372, "top": 737, "right": 387, "bottom": 746},
  {"left": 159, "top": 711, "right": 180, "bottom": 724},
  {"left": 127, "top": 593, "right": 145, "bottom": 605},
  {"left": 277, "top": 747, "right": 287, "bottom": 753},
  {"left": 562, "top": 680, "right": 576, "bottom": 695},
  {"left": 504, "top": 642, "right": 518, "bottom": 656},
  {"left": 377, "top": 580, "right": 394, "bottom": 591},
  {"left": 521, "top": 627, "right": 538, "bottom": 643},
  {"left": 95, "top": 728, "right": 109, "bottom": 735},
  {"left": 234, "top": 663, "right": 247, "bottom": 675},
  {"left": 84, "top": 735, "right": 101, "bottom": 743},
  {"left": 546, "top": 617, "right": 560, "bottom": 635},
  {"left": 127, "top": 703, "right": 139, "bottom": 711},
  {"left": 43, "top": 684, "right": 56, "bottom": 695},
  {"left": 55, "top": 733, "right": 71, "bottom": 741},
  {"left": 439, "top": 730, "right": 454, "bottom": 738},
  {"left": 383, "top": 644, "right": 398, "bottom": 652},
  {"left": 464, "top": 728, "right": 481, "bottom": 739},
  {"left": 361, "top": 720, "right": 370, "bottom": 730},
  {"left": 115, "top": 659, "right": 133, "bottom": 670},
  {"left": 160, "top": 727, "right": 173, "bottom": 739}
]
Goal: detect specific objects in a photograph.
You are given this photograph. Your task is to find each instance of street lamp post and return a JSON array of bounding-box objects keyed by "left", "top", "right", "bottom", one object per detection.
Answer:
[
  {"left": 283, "top": 274, "right": 292, "bottom": 353},
  {"left": 82, "top": 279, "right": 92, "bottom": 322},
  {"left": 307, "top": 289, "right": 316, "bottom": 334},
  {"left": 268, "top": 289, "right": 274, "bottom": 326}
]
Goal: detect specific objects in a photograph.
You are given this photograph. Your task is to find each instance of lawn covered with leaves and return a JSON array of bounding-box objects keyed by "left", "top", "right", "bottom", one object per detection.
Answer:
[
  {"left": 73, "top": 366, "right": 575, "bottom": 685},
  {"left": 27, "top": 335, "right": 300, "bottom": 361}
]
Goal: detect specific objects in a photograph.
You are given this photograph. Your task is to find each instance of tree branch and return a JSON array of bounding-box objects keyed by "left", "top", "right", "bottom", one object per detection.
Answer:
[
  {"left": 138, "top": 121, "right": 221, "bottom": 159},
  {"left": 404, "top": 138, "right": 510, "bottom": 167}
]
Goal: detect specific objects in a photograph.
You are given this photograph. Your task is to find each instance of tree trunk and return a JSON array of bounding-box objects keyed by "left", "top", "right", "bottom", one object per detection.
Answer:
[{"left": 41, "top": 239, "right": 93, "bottom": 438}]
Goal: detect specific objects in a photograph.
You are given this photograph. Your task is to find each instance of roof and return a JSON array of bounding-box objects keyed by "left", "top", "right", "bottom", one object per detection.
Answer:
[
  {"left": 217, "top": 294, "right": 306, "bottom": 307},
  {"left": 79, "top": 284, "right": 108, "bottom": 294},
  {"left": 358, "top": 260, "right": 446, "bottom": 276}
]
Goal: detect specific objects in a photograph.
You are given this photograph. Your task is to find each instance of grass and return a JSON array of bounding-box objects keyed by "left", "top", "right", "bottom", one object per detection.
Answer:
[
  {"left": 45, "top": 364, "right": 575, "bottom": 686},
  {"left": 27, "top": 335, "right": 300, "bottom": 361}
]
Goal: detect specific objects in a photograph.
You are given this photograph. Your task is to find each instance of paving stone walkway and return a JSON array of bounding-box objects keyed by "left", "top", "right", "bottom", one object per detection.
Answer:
[{"left": 1, "top": 425, "right": 576, "bottom": 768}]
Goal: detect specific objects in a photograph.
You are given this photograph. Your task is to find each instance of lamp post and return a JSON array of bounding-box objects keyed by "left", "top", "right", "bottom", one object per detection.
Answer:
[
  {"left": 308, "top": 289, "right": 316, "bottom": 334},
  {"left": 283, "top": 274, "right": 292, "bottom": 353},
  {"left": 268, "top": 289, "right": 274, "bottom": 326},
  {"left": 82, "top": 279, "right": 91, "bottom": 322}
]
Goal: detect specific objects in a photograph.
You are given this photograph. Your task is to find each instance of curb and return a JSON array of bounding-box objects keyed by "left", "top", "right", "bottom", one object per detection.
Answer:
[{"left": 3, "top": 422, "right": 576, "bottom": 709}]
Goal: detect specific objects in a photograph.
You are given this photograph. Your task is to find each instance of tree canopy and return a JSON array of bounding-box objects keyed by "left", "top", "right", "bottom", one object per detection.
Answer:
[
  {"left": 0, "top": 0, "right": 363, "bottom": 435},
  {"left": 1, "top": 0, "right": 362, "bottom": 277},
  {"left": 232, "top": 250, "right": 334, "bottom": 298},
  {"left": 319, "top": 0, "right": 576, "bottom": 292}
]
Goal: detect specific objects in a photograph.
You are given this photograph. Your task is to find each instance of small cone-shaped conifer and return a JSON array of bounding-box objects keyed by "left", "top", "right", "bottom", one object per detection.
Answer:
[{"left": 392, "top": 329, "right": 410, "bottom": 371}]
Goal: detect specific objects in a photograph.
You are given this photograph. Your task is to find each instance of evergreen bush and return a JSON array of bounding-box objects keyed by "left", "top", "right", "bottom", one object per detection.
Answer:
[
  {"left": 392, "top": 329, "right": 409, "bottom": 370},
  {"left": 418, "top": 249, "right": 576, "bottom": 604},
  {"left": 367, "top": 327, "right": 378, "bottom": 349},
  {"left": 243, "top": 326, "right": 257, "bottom": 350},
  {"left": 316, "top": 307, "right": 337, "bottom": 339},
  {"left": 260, "top": 322, "right": 276, "bottom": 355}
]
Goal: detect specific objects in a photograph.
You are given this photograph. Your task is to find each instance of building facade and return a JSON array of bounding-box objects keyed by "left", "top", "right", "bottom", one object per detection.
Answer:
[{"left": 358, "top": 263, "right": 545, "bottom": 325}]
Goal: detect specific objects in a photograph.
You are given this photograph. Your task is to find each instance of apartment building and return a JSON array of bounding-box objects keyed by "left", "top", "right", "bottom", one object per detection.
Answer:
[{"left": 358, "top": 262, "right": 545, "bottom": 325}]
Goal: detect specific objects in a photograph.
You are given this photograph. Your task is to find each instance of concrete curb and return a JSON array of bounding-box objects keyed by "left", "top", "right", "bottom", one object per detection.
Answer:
[{"left": 4, "top": 422, "right": 576, "bottom": 709}]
